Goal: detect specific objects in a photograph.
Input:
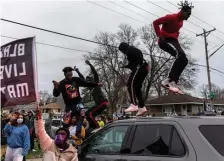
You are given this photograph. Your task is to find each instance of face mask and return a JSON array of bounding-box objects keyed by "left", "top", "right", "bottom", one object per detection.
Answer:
[
  {"left": 54, "top": 134, "right": 66, "bottom": 145},
  {"left": 17, "top": 118, "right": 23, "bottom": 124}
]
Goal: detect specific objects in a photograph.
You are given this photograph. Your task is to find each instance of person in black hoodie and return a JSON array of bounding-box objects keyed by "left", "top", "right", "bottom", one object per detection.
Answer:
[
  {"left": 53, "top": 66, "right": 102, "bottom": 137},
  {"left": 84, "top": 60, "right": 108, "bottom": 132},
  {"left": 119, "top": 42, "right": 149, "bottom": 116}
]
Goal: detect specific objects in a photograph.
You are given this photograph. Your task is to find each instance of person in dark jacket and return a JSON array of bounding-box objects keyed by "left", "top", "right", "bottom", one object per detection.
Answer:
[
  {"left": 153, "top": 0, "right": 193, "bottom": 94},
  {"left": 53, "top": 66, "right": 102, "bottom": 137},
  {"left": 25, "top": 111, "right": 36, "bottom": 152},
  {"left": 118, "top": 42, "right": 149, "bottom": 116},
  {"left": 85, "top": 60, "right": 108, "bottom": 131}
]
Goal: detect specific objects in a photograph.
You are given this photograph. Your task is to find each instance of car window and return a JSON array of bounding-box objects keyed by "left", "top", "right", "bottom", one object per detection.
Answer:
[
  {"left": 86, "top": 125, "right": 129, "bottom": 154},
  {"left": 199, "top": 125, "right": 224, "bottom": 156},
  {"left": 131, "top": 124, "right": 185, "bottom": 157},
  {"left": 52, "top": 120, "right": 62, "bottom": 127}
]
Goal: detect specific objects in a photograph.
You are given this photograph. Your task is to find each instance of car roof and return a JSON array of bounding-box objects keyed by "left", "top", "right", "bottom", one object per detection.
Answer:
[{"left": 113, "top": 116, "right": 224, "bottom": 125}]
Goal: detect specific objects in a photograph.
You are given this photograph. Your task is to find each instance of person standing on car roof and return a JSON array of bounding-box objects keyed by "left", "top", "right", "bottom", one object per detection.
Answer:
[
  {"left": 53, "top": 66, "right": 102, "bottom": 138},
  {"left": 118, "top": 42, "right": 149, "bottom": 116}
]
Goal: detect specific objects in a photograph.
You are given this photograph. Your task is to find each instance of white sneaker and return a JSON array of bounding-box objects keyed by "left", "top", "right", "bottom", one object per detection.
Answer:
[
  {"left": 32, "top": 149, "right": 36, "bottom": 152},
  {"left": 161, "top": 78, "right": 171, "bottom": 89},
  {"left": 125, "top": 104, "right": 138, "bottom": 113},
  {"left": 136, "top": 107, "right": 147, "bottom": 116},
  {"left": 168, "top": 81, "right": 184, "bottom": 94}
]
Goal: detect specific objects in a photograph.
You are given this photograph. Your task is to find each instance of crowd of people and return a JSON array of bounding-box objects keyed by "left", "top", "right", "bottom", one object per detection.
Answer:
[{"left": 1, "top": 1, "right": 195, "bottom": 160}]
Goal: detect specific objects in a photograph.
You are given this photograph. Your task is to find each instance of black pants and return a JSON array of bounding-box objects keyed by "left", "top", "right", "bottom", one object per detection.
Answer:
[
  {"left": 64, "top": 103, "right": 85, "bottom": 133},
  {"left": 30, "top": 135, "right": 34, "bottom": 150},
  {"left": 85, "top": 101, "right": 108, "bottom": 130},
  {"left": 159, "top": 38, "right": 188, "bottom": 83},
  {"left": 127, "top": 63, "right": 149, "bottom": 108}
]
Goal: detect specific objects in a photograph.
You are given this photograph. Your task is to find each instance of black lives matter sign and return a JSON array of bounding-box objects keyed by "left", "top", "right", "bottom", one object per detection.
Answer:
[{"left": 0, "top": 37, "right": 37, "bottom": 107}]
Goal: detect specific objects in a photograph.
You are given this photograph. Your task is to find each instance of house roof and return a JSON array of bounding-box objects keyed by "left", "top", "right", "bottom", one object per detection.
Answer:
[
  {"left": 146, "top": 94, "right": 224, "bottom": 105},
  {"left": 40, "top": 103, "right": 60, "bottom": 109}
]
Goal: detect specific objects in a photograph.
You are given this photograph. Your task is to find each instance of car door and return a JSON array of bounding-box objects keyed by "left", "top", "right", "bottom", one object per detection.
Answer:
[
  {"left": 121, "top": 121, "right": 196, "bottom": 161},
  {"left": 79, "top": 123, "right": 132, "bottom": 161}
]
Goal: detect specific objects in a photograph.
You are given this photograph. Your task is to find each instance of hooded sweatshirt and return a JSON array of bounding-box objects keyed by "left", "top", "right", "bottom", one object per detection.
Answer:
[
  {"left": 153, "top": 12, "right": 184, "bottom": 39},
  {"left": 119, "top": 42, "right": 144, "bottom": 71},
  {"left": 35, "top": 119, "right": 78, "bottom": 161}
]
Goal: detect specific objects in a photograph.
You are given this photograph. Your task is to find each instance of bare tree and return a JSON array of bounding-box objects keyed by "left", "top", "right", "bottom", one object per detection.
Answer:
[
  {"left": 200, "top": 84, "right": 224, "bottom": 99},
  {"left": 39, "top": 90, "right": 56, "bottom": 106},
  {"left": 84, "top": 23, "right": 199, "bottom": 114}
]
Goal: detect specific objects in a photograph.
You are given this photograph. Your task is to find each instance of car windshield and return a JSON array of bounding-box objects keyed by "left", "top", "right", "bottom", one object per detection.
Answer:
[{"left": 199, "top": 125, "right": 224, "bottom": 156}]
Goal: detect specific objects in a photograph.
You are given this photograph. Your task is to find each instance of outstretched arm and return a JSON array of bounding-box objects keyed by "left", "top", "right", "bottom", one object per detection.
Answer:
[
  {"left": 74, "top": 67, "right": 85, "bottom": 80},
  {"left": 85, "top": 60, "right": 99, "bottom": 83},
  {"left": 74, "top": 77, "right": 100, "bottom": 87},
  {"left": 35, "top": 110, "right": 53, "bottom": 152}
]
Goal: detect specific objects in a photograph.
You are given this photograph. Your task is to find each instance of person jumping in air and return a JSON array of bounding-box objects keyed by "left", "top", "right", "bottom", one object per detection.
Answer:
[
  {"left": 153, "top": 0, "right": 194, "bottom": 94},
  {"left": 119, "top": 42, "right": 149, "bottom": 116},
  {"left": 84, "top": 60, "right": 108, "bottom": 132},
  {"left": 53, "top": 66, "right": 102, "bottom": 137}
]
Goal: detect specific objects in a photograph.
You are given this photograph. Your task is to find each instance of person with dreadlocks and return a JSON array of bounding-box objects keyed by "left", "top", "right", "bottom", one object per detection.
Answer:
[
  {"left": 153, "top": 0, "right": 194, "bottom": 94},
  {"left": 84, "top": 60, "right": 108, "bottom": 132},
  {"left": 53, "top": 66, "right": 102, "bottom": 137},
  {"left": 118, "top": 42, "right": 149, "bottom": 116}
]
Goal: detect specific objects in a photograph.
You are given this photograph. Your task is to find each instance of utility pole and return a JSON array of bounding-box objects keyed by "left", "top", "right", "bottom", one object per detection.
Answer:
[{"left": 196, "top": 28, "right": 216, "bottom": 110}]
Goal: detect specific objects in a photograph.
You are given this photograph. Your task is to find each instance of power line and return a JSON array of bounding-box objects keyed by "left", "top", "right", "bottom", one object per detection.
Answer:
[
  {"left": 108, "top": 1, "right": 149, "bottom": 20},
  {"left": 1, "top": 18, "right": 118, "bottom": 48},
  {"left": 122, "top": 1, "right": 216, "bottom": 46},
  {"left": 166, "top": 0, "right": 224, "bottom": 40},
  {"left": 87, "top": 1, "right": 146, "bottom": 24},
  {"left": 147, "top": 0, "right": 222, "bottom": 44},
  {"left": 1, "top": 35, "right": 93, "bottom": 53},
  {"left": 2, "top": 34, "right": 224, "bottom": 75}
]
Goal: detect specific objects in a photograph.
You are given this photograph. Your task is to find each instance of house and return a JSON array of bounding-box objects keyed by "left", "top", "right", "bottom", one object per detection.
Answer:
[
  {"left": 40, "top": 103, "right": 61, "bottom": 114},
  {"left": 146, "top": 93, "right": 224, "bottom": 116}
]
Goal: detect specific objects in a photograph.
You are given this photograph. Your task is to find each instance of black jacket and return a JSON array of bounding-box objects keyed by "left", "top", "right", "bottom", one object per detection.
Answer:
[
  {"left": 119, "top": 43, "right": 144, "bottom": 70},
  {"left": 53, "top": 77, "right": 98, "bottom": 106}
]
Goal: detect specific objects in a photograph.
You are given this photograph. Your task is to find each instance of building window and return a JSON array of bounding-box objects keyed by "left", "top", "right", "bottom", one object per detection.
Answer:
[{"left": 187, "top": 105, "right": 192, "bottom": 113}]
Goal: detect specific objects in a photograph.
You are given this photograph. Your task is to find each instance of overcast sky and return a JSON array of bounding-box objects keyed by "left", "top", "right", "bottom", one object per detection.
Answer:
[{"left": 1, "top": 0, "right": 224, "bottom": 97}]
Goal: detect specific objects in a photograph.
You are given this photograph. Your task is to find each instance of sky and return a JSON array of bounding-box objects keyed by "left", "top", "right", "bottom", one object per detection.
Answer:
[{"left": 1, "top": 0, "right": 224, "bottom": 98}]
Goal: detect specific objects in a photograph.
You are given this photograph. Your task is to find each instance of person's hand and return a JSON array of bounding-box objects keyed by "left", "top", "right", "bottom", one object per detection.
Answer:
[
  {"left": 97, "top": 83, "right": 103, "bottom": 87},
  {"left": 35, "top": 108, "right": 42, "bottom": 120},
  {"left": 74, "top": 66, "right": 79, "bottom": 72},
  {"left": 159, "top": 37, "right": 166, "bottom": 44},
  {"left": 52, "top": 80, "right": 59, "bottom": 88},
  {"left": 85, "top": 60, "right": 91, "bottom": 65}
]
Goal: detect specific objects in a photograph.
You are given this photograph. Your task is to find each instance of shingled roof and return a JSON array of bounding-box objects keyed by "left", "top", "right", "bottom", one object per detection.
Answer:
[{"left": 146, "top": 94, "right": 224, "bottom": 105}]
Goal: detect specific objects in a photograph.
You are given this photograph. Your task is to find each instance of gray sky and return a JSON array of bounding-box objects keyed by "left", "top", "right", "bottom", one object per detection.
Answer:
[{"left": 1, "top": 0, "right": 224, "bottom": 97}]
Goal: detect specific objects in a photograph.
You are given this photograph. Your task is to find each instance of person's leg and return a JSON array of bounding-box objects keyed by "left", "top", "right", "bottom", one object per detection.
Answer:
[
  {"left": 126, "top": 68, "right": 140, "bottom": 112},
  {"left": 85, "top": 105, "right": 100, "bottom": 130},
  {"left": 63, "top": 106, "right": 72, "bottom": 127},
  {"left": 75, "top": 103, "right": 85, "bottom": 137},
  {"left": 5, "top": 146, "right": 13, "bottom": 161},
  {"left": 168, "top": 40, "right": 188, "bottom": 83},
  {"left": 30, "top": 136, "right": 34, "bottom": 151},
  {"left": 134, "top": 64, "right": 149, "bottom": 108},
  {"left": 12, "top": 148, "right": 23, "bottom": 161},
  {"left": 127, "top": 69, "right": 138, "bottom": 106}
]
